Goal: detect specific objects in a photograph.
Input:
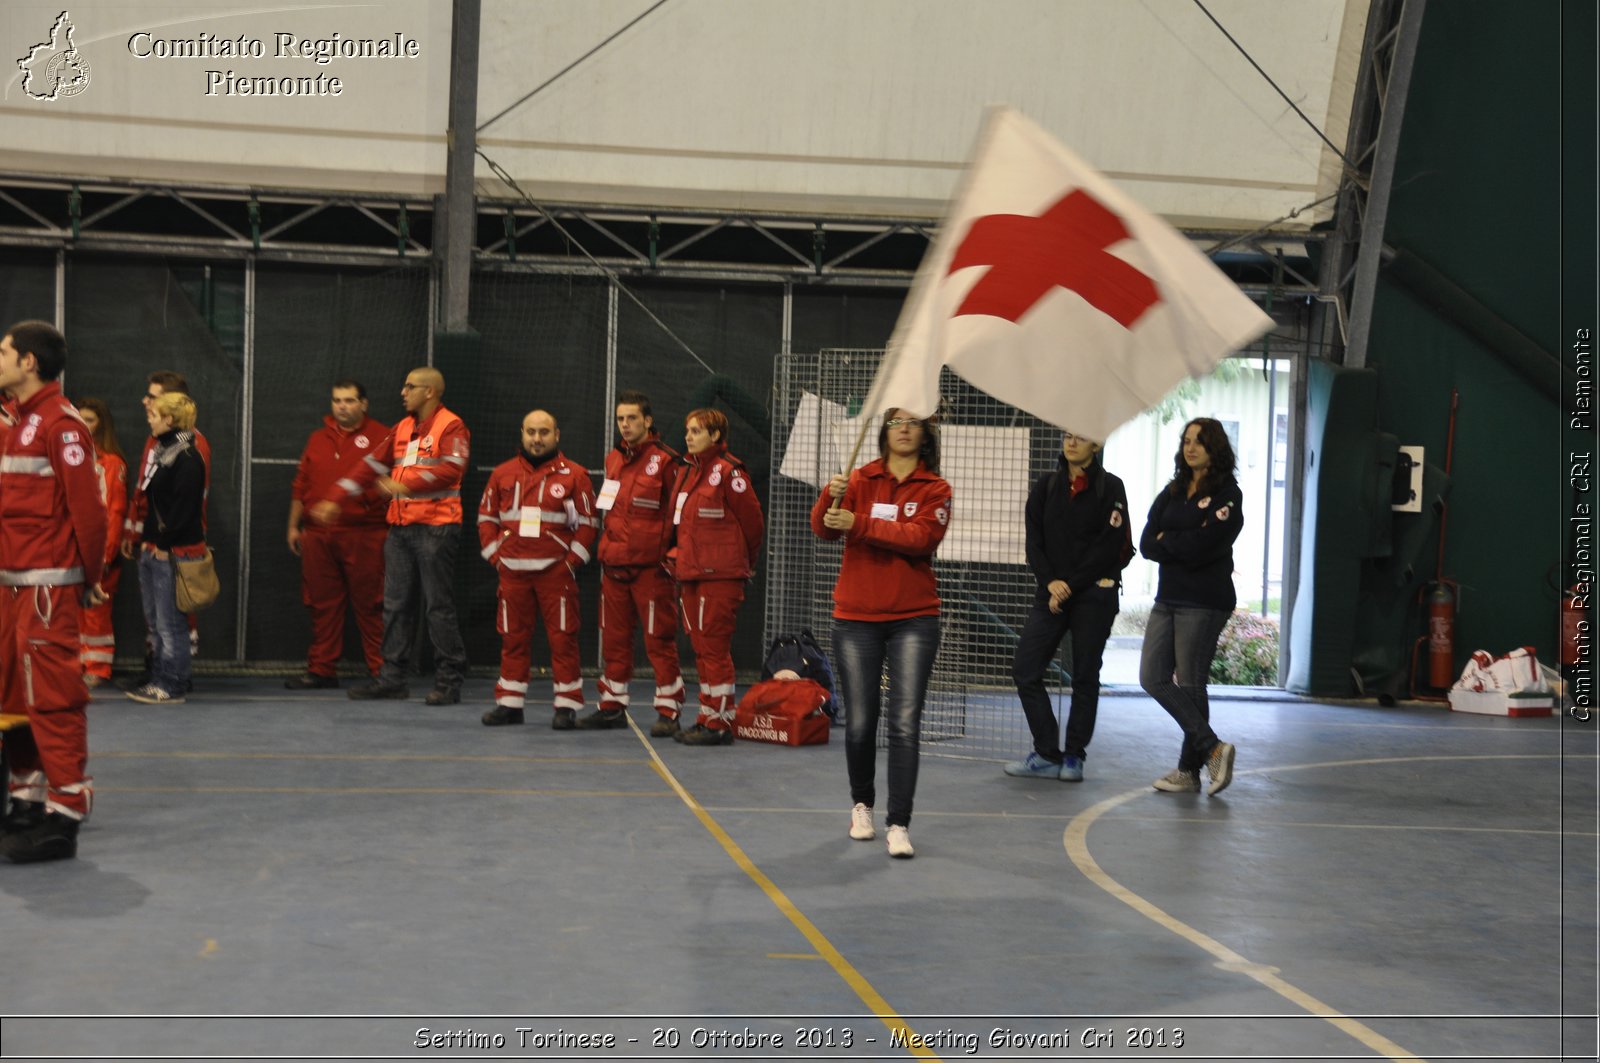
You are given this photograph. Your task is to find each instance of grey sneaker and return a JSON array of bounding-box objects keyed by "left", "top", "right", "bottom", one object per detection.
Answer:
[
  {"left": 849, "top": 803, "right": 874, "bottom": 840},
  {"left": 885, "top": 825, "right": 915, "bottom": 859},
  {"left": 1152, "top": 768, "right": 1201, "bottom": 793},
  {"left": 1003, "top": 752, "right": 1063, "bottom": 779},
  {"left": 1206, "top": 742, "right": 1236, "bottom": 795}
]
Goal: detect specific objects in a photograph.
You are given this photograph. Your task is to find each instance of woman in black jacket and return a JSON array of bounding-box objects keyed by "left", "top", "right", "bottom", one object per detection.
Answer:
[
  {"left": 1138, "top": 417, "right": 1242, "bottom": 796},
  {"left": 126, "top": 392, "right": 206, "bottom": 704},
  {"left": 1006, "top": 430, "right": 1131, "bottom": 782}
]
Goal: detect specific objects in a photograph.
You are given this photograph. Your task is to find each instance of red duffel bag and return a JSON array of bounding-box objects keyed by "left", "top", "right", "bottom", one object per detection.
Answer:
[{"left": 732, "top": 678, "right": 831, "bottom": 746}]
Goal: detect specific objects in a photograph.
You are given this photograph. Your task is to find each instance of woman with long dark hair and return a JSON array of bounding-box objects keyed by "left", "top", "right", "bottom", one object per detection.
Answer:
[
  {"left": 75, "top": 398, "right": 126, "bottom": 688},
  {"left": 1138, "top": 417, "right": 1242, "bottom": 796},
  {"left": 811, "top": 410, "right": 952, "bottom": 858}
]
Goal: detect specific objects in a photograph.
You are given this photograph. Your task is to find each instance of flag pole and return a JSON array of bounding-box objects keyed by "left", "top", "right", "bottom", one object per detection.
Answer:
[{"left": 830, "top": 105, "right": 1010, "bottom": 509}]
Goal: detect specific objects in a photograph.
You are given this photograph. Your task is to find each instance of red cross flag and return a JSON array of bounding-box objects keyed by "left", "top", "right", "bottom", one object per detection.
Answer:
[{"left": 866, "top": 107, "right": 1274, "bottom": 442}]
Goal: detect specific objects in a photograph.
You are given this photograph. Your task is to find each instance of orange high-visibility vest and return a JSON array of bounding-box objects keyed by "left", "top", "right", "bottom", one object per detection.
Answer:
[{"left": 389, "top": 407, "right": 467, "bottom": 526}]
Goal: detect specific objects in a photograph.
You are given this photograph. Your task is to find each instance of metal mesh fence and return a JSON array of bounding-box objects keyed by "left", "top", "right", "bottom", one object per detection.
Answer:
[{"left": 766, "top": 349, "right": 1073, "bottom": 761}]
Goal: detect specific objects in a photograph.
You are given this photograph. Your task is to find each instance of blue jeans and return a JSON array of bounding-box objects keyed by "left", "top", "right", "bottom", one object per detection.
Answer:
[
  {"left": 138, "top": 550, "right": 190, "bottom": 696},
  {"left": 1139, "top": 602, "right": 1229, "bottom": 771},
  {"left": 833, "top": 615, "right": 940, "bottom": 828},
  {"left": 379, "top": 524, "right": 467, "bottom": 690},
  {"left": 1011, "top": 584, "right": 1118, "bottom": 761}
]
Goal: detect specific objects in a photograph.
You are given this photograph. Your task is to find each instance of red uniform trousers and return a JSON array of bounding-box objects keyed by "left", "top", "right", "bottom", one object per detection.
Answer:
[
  {"left": 300, "top": 524, "right": 387, "bottom": 677},
  {"left": 493, "top": 566, "right": 584, "bottom": 711},
  {"left": 78, "top": 562, "right": 123, "bottom": 680},
  {"left": 2, "top": 585, "right": 92, "bottom": 820},
  {"left": 599, "top": 565, "right": 684, "bottom": 719},
  {"left": 679, "top": 579, "right": 744, "bottom": 731}
]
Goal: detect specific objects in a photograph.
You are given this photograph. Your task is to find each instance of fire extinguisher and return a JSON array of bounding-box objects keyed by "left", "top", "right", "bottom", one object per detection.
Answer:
[
  {"left": 1562, "top": 585, "right": 1587, "bottom": 668},
  {"left": 1427, "top": 582, "right": 1457, "bottom": 689}
]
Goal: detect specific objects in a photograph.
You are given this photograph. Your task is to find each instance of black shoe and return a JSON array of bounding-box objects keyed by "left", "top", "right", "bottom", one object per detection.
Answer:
[
  {"left": 424, "top": 687, "right": 461, "bottom": 706},
  {"left": 677, "top": 723, "right": 734, "bottom": 746},
  {"left": 285, "top": 673, "right": 340, "bottom": 690},
  {"left": 575, "top": 708, "right": 628, "bottom": 730},
  {"left": 1, "top": 812, "right": 80, "bottom": 864},
  {"left": 1, "top": 799, "right": 45, "bottom": 836},
  {"left": 481, "top": 706, "right": 524, "bottom": 726},
  {"left": 348, "top": 681, "right": 410, "bottom": 700},
  {"left": 649, "top": 715, "right": 681, "bottom": 738},
  {"left": 551, "top": 708, "right": 576, "bottom": 730}
]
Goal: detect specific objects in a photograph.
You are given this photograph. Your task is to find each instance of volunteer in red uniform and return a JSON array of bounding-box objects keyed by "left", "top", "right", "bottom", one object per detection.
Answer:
[
  {"left": 591, "top": 389, "right": 683, "bottom": 736},
  {"left": 478, "top": 410, "right": 598, "bottom": 729},
  {"left": 75, "top": 398, "right": 127, "bottom": 687},
  {"left": 0, "top": 321, "right": 108, "bottom": 864},
  {"left": 312, "top": 366, "right": 470, "bottom": 705},
  {"left": 669, "top": 408, "right": 764, "bottom": 747},
  {"left": 811, "top": 409, "right": 951, "bottom": 859},
  {"left": 284, "top": 379, "right": 389, "bottom": 689},
  {"left": 120, "top": 370, "right": 210, "bottom": 685}
]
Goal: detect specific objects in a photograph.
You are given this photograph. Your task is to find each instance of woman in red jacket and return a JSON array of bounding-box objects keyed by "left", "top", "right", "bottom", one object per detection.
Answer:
[
  {"left": 670, "top": 408, "right": 764, "bottom": 747},
  {"left": 810, "top": 410, "right": 952, "bottom": 859},
  {"left": 75, "top": 398, "right": 126, "bottom": 688}
]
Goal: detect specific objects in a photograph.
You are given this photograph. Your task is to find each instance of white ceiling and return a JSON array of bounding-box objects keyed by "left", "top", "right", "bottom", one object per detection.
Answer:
[{"left": 0, "top": 0, "right": 1365, "bottom": 230}]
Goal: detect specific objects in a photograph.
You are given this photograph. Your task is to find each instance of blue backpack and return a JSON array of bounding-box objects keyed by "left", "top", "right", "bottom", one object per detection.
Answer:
[{"left": 761, "top": 629, "right": 841, "bottom": 723}]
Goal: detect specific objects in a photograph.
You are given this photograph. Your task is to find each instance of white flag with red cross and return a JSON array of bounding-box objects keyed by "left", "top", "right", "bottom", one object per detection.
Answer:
[{"left": 865, "top": 107, "right": 1275, "bottom": 443}]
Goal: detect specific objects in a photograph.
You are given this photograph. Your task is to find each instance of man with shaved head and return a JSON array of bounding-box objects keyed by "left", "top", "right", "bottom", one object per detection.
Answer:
[
  {"left": 476, "top": 409, "right": 597, "bottom": 728},
  {"left": 312, "top": 366, "right": 470, "bottom": 704}
]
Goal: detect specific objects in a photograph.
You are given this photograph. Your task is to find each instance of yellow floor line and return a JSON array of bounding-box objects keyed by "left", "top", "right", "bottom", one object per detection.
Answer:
[
  {"left": 99, "top": 785, "right": 673, "bottom": 797},
  {"left": 1064, "top": 752, "right": 1596, "bottom": 1063},
  {"left": 92, "top": 751, "right": 644, "bottom": 765},
  {"left": 623, "top": 715, "right": 943, "bottom": 1061}
]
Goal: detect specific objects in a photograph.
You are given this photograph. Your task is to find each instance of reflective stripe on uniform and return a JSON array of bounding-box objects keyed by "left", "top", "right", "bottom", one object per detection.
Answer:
[
  {"left": 0, "top": 456, "right": 53, "bottom": 475},
  {"left": 0, "top": 567, "right": 85, "bottom": 586}
]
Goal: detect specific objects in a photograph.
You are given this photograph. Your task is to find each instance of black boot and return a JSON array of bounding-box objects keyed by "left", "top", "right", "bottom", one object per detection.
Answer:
[
  {"left": 574, "top": 708, "right": 627, "bottom": 730},
  {"left": 1, "top": 799, "right": 45, "bottom": 835},
  {"left": 1, "top": 811, "right": 80, "bottom": 863}
]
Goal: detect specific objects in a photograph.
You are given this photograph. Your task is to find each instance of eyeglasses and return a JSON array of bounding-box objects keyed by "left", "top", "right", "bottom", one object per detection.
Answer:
[
  {"left": 1062, "top": 432, "right": 1097, "bottom": 445},
  {"left": 884, "top": 417, "right": 923, "bottom": 430},
  {"left": 400, "top": 383, "right": 425, "bottom": 391}
]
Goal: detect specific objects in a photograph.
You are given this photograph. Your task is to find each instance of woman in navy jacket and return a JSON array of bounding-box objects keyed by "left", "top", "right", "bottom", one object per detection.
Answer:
[{"left": 1139, "top": 417, "right": 1242, "bottom": 796}]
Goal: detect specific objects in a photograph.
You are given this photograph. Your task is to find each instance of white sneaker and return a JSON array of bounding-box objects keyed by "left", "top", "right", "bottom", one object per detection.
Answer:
[
  {"left": 1206, "top": 742, "right": 1236, "bottom": 796},
  {"left": 1152, "top": 768, "right": 1200, "bottom": 793},
  {"left": 849, "top": 803, "right": 874, "bottom": 840},
  {"left": 885, "top": 825, "right": 914, "bottom": 859}
]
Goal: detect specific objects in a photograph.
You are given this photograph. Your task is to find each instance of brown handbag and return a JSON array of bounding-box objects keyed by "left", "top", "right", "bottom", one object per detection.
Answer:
[{"left": 172, "top": 547, "right": 220, "bottom": 612}]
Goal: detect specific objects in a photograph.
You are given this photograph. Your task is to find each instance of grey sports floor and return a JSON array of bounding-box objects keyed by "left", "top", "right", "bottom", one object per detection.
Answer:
[{"left": 2, "top": 679, "right": 1596, "bottom": 1062}]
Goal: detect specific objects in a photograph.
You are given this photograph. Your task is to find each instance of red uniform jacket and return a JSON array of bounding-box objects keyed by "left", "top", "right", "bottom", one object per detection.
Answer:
[
  {"left": 124, "top": 427, "right": 211, "bottom": 548},
  {"left": 330, "top": 406, "right": 470, "bottom": 527},
  {"left": 0, "top": 381, "right": 107, "bottom": 587},
  {"left": 810, "top": 458, "right": 951, "bottom": 622},
  {"left": 292, "top": 414, "right": 390, "bottom": 530},
  {"left": 96, "top": 452, "right": 128, "bottom": 571},
  {"left": 597, "top": 433, "right": 679, "bottom": 569},
  {"left": 669, "top": 443, "right": 764, "bottom": 582},
  {"left": 477, "top": 450, "right": 599, "bottom": 573}
]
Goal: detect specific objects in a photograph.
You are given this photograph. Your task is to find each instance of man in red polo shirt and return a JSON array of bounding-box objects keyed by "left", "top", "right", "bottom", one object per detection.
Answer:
[
  {"left": 311, "top": 366, "right": 470, "bottom": 705},
  {"left": 285, "top": 378, "right": 389, "bottom": 689}
]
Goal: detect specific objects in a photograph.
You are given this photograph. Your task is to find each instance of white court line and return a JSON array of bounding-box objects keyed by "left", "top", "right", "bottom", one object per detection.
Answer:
[{"left": 1065, "top": 753, "right": 1598, "bottom": 1063}]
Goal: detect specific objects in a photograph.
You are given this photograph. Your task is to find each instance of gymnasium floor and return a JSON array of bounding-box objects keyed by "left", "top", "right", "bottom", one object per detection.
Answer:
[{"left": 1, "top": 678, "right": 1595, "bottom": 1062}]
